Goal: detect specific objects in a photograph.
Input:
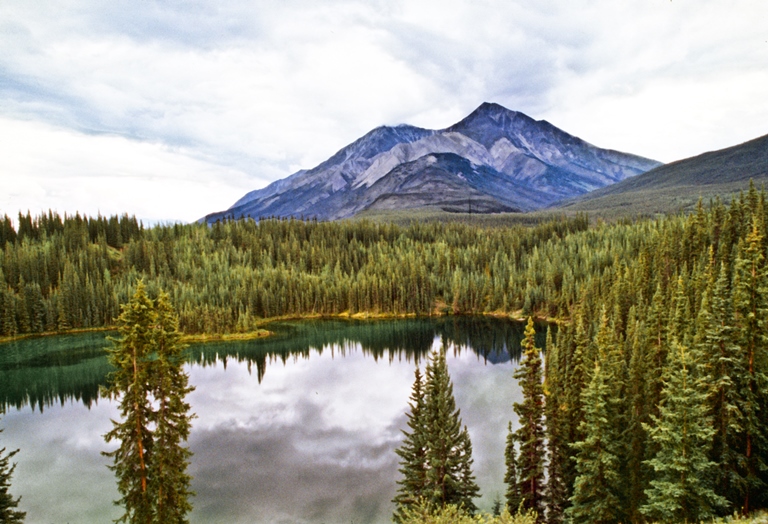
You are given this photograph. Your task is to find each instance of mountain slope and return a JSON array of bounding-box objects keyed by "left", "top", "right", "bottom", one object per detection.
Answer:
[
  {"left": 204, "top": 103, "right": 661, "bottom": 222},
  {"left": 557, "top": 133, "right": 768, "bottom": 217},
  {"left": 347, "top": 153, "right": 544, "bottom": 215}
]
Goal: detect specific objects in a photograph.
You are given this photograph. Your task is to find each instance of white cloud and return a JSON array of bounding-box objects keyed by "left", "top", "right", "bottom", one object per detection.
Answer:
[
  {"left": 0, "top": 118, "right": 261, "bottom": 222},
  {"left": 1, "top": 0, "right": 767, "bottom": 220}
]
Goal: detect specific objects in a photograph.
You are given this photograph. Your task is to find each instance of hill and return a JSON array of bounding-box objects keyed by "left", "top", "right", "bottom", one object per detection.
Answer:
[
  {"left": 203, "top": 103, "right": 660, "bottom": 223},
  {"left": 557, "top": 133, "right": 768, "bottom": 218}
]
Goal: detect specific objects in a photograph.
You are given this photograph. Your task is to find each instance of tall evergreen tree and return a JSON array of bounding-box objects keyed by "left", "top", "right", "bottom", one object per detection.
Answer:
[
  {"left": 423, "top": 345, "right": 480, "bottom": 513},
  {"left": 393, "top": 368, "right": 428, "bottom": 522},
  {"left": 504, "top": 422, "right": 521, "bottom": 513},
  {"left": 149, "top": 292, "right": 195, "bottom": 524},
  {"left": 512, "top": 318, "right": 546, "bottom": 521},
  {"left": 104, "top": 281, "right": 156, "bottom": 524},
  {"left": 103, "top": 282, "right": 195, "bottom": 524},
  {"left": 566, "top": 359, "right": 621, "bottom": 524},
  {"left": 701, "top": 262, "right": 742, "bottom": 511},
  {"left": 394, "top": 346, "right": 479, "bottom": 517},
  {"left": 641, "top": 339, "right": 726, "bottom": 522},
  {"left": 626, "top": 307, "right": 651, "bottom": 522},
  {"left": 0, "top": 418, "right": 26, "bottom": 523},
  {"left": 731, "top": 219, "right": 768, "bottom": 513},
  {"left": 543, "top": 327, "right": 567, "bottom": 524}
]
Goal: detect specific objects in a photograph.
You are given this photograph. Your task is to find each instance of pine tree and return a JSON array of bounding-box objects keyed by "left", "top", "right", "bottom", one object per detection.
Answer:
[
  {"left": 512, "top": 318, "right": 546, "bottom": 521},
  {"left": 0, "top": 419, "right": 26, "bottom": 523},
  {"left": 641, "top": 339, "right": 726, "bottom": 522},
  {"left": 422, "top": 345, "right": 480, "bottom": 513},
  {"left": 701, "top": 262, "right": 742, "bottom": 511},
  {"left": 394, "top": 367, "right": 429, "bottom": 522},
  {"left": 150, "top": 292, "right": 195, "bottom": 524},
  {"left": 104, "top": 281, "right": 156, "bottom": 524},
  {"left": 394, "top": 347, "right": 479, "bottom": 517},
  {"left": 543, "top": 326, "right": 567, "bottom": 524},
  {"left": 731, "top": 218, "right": 768, "bottom": 513},
  {"left": 566, "top": 359, "right": 621, "bottom": 524},
  {"left": 103, "top": 282, "right": 195, "bottom": 524},
  {"left": 626, "top": 307, "right": 651, "bottom": 522},
  {"left": 559, "top": 319, "right": 583, "bottom": 503},
  {"left": 504, "top": 422, "right": 521, "bottom": 513}
]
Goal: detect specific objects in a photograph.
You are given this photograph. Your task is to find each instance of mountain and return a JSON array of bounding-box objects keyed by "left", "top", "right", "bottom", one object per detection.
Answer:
[
  {"left": 203, "top": 103, "right": 662, "bottom": 223},
  {"left": 557, "top": 133, "right": 768, "bottom": 218}
]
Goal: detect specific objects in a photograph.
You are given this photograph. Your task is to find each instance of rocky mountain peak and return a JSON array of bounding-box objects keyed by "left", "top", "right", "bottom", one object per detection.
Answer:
[{"left": 203, "top": 103, "right": 662, "bottom": 223}]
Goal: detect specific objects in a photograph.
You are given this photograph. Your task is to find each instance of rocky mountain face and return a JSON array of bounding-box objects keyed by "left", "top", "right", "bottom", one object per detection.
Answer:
[{"left": 204, "top": 102, "right": 662, "bottom": 222}]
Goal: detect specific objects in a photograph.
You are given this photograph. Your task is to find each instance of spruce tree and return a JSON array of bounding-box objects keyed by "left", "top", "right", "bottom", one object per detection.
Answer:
[
  {"left": 641, "top": 339, "right": 726, "bottom": 522},
  {"left": 104, "top": 281, "right": 156, "bottom": 524},
  {"left": 422, "top": 345, "right": 480, "bottom": 513},
  {"left": 394, "top": 347, "right": 479, "bottom": 517},
  {"left": 512, "top": 318, "right": 546, "bottom": 521},
  {"left": 0, "top": 420, "right": 26, "bottom": 523},
  {"left": 504, "top": 422, "right": 521, "bottom": 513},
  {"left": 103, "top": 282, "right": 195, "bottom": 524},
  {"left": 394, "top": 368, "right": 428, "bottom": 522},
  {"left": 731, "top": 218, "right": 768, "bottom": 513},
  {"left": 626, "top": 307, "right": 651, "bottom": 522},
  {"left": 543, "top": 326, "right": 567, "bottom": 524},
  {"left": 559, "top": 319, "right": 582, "bottom": 503},
  {"left": 566, "top": 359, "right": 621, "bottom": 524},
  {"left": 701, "top": 262, "right": 742, "bottom": 511},
  {"left": 150, "top": 292, "right": 195, "bottom": 524}
]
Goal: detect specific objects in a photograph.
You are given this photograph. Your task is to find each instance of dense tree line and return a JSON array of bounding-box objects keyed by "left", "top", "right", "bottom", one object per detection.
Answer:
[
  {"left": 0, "top": 210, "right": 589, "bottom": 336},
  {"left": 503, "top": 183, "right": 768, "bottom": 522}
]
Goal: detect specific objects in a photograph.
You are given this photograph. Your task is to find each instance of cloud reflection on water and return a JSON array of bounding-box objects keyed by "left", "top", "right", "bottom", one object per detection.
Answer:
[
  {"left": 1, "top": 318, "right": 530, "bottom": 523},
  {"left": 187, "top": 346, "right": 415, "bottom": 523},
  {"left": 186, "top": 338, "right": 522, "bottom": 523}
]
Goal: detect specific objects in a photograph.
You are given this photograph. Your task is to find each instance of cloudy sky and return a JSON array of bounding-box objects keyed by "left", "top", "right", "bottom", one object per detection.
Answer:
[{"left": 1, "top": 0, "right": 766, "bottom": 223}]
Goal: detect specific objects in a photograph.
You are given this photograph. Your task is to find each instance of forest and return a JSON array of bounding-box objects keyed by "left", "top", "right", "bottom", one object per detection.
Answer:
[{"left": 1, "top": 180, "right": 768, "bottom": 521}]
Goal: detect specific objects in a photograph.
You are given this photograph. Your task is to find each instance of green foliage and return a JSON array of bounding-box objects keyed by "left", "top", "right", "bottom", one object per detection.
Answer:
[
  {"left": 511, "top": 318, "right": 546, "bottom": 520},
  {"left": 0, "top": 211, "right": 589, "bottom": 336},
  {"left": 641, "top": 340, "right": 727, "bottom": 522},
  {"left": 543, "top": 326, "right": 567, "bottom": 524},
  {"left": 393, "top": 346, "right": 480, "bottom": 519},
  {"left": 566, "top": 359, "right": 621, "bottom": 524},
  {"left": 103, "top": 282, "right": 156, "bottom": 523},
  {"left": 730, "top": 220, "right": 768, "bottom": 513},
  {"left": 9, "top": 185, "right": 768, "bottom": 519},
  {"left": 148, "top": 292, "right": 195, "bottom": 524},
  {"left": 395, "top": 499, "right": 538, "bottom": 524},
  {"left": 102, "top": 282, "right": 194, "bottom": 524},
  {"left": 503, "top": 422, "right": 521, "bottom": 513},
  {"left": 0, "top": 417, "right": 26, "bottom": 523},
  {"left": 394, "top": 368, "right": 429, "bottom": 523}
]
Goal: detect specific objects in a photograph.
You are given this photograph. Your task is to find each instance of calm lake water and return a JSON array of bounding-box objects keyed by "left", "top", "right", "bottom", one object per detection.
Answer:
[{"left": 0, "top": 317, "right": 546, "bottom": 524}]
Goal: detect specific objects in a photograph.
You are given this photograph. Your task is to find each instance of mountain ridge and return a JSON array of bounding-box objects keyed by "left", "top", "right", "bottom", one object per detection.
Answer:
[
  {"left": 557, "top": 133, "right": 768, "bottom": 217},
  {"left": 204, "top": 103, "right": 662, "bottom": 223}
]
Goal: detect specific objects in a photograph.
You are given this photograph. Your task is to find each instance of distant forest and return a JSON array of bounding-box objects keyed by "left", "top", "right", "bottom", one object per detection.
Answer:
[
  {"left": 2, "top": 182, "right": 768, "bottom": 518},
  {"left": 0, "top": 208, "right": 592, "bottom": 335}
]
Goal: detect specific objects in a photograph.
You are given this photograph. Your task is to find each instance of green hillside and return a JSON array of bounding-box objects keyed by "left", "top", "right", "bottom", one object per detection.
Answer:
[{"left": 556, "top": 133, "right": 768, "bottom": 218}]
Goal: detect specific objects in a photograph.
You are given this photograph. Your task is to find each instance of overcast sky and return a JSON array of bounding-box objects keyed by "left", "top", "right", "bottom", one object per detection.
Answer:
[{"left": 1, "top": 0, "right": 766, "bottom": 224}]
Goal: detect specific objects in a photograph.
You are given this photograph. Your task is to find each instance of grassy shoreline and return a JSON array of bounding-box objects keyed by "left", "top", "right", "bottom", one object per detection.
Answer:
[{"left": 0, "top": 309, "right": 559, "bottom": 347}]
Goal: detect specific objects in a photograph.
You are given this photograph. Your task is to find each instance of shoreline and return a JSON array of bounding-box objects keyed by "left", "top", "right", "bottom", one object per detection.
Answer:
[{"left": 0, "top": 310, "right": 561, "bottom": 346}]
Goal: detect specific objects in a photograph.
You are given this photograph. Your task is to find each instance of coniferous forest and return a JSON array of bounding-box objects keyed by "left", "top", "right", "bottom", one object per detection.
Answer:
[{"left": 2, "top": 182, "right": 768, "bottom": 521}]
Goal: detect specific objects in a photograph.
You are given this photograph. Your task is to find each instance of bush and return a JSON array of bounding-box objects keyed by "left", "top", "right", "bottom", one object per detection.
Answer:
[{"left": 397, "top": 500, "right": 537, "bottom": 524}]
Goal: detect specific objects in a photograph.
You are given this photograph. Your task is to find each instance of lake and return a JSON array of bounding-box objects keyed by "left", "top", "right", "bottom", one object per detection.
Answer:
[{"left": 0, "top": 317, "right": 546, "bottom": 523}]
